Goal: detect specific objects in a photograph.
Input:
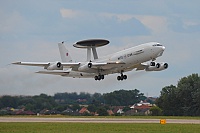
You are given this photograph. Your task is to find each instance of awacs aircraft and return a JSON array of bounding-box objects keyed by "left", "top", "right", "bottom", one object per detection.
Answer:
[{"left": 12, "top": 39, "right": 168, "bottom": 81}]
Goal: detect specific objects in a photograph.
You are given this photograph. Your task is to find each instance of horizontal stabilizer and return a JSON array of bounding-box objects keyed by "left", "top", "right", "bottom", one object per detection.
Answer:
[{"left": 36, "top": 71, "right": 69, "bottom": 76}]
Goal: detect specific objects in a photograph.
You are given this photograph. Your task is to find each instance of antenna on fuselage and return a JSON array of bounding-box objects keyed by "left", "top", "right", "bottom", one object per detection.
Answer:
[{"left": 73, "top": 39, "right": 109, "bottom": 61}]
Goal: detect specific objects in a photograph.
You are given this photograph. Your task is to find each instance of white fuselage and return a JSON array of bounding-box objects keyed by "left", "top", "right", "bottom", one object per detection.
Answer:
[{"left": 65, "top": 42, "right": 165, "bottom": 78}]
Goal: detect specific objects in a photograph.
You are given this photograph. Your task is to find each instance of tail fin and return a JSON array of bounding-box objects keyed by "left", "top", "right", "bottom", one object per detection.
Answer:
[{"left": 58, "top": 42, "right": 72, "bottom": 62}]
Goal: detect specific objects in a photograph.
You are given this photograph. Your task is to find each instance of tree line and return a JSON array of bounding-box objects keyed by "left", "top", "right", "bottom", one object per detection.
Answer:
[
  {"left": 0, "top": 73, "right": 199, "bottom": 116},
  {"left": 0, "top": 89, "right": 146, "bottom": 114}
]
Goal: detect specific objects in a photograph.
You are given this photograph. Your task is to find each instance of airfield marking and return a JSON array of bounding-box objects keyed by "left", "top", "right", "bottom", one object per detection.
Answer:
[{"left": 0, "top": 117, "right": 199, "bottom": 124}]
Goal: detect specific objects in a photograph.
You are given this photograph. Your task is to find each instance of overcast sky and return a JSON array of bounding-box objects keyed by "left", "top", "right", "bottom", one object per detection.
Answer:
[{"left": 0, "top": 0, "right": 200, "bottom": 96}]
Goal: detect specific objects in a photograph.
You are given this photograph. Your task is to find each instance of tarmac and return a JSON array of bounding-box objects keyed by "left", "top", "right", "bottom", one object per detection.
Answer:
[{"left": 0, "top": 117, "right": 199, "bottom": 124}]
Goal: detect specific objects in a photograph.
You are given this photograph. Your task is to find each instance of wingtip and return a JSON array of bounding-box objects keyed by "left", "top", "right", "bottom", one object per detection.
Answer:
[{"left": 12, "top": 61, "right": 21, "bottom": 65}]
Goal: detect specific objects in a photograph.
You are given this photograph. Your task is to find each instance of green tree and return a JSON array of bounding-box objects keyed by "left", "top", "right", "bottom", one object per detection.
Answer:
[
  {"left": 156, "top": 85, "right": 179, "bottom": 116},
  {"left": 150, "top": 106, "right": 162, "bottom": 116},
  {"left": 55, "top": 105, "right": 69, "bottom": 112},
  {"left": 123, "top": 106, "right": 131, "bottom": 112},
  {"left": 97, "top": 107, "right": 108, "bottom": 116},
  {"left": 25, "top": 103, "right": 35, "bottom": 111},
  {"left": 71, "top": 103, "right": 81, "bottom": 111},
  {"left": 176, "top": 74, "right": 200, "bottom": 116},
  {"left": 87, "top": 104, "right": 97, "bottom": 113},
  {"left": 91, "top": 93, "right": 103, "bottom": 106},
  {"left": 103, "top": 89, "right": 145, "bottom": 106},
  {"left": 0, "top": 96, "right": 19, "bottom": 108},
  {"left": 32, "top": 94, "right": 57, "bottom": 110},
  {"left": 157, "top": 73, "right": 200, "bottom": 116}
]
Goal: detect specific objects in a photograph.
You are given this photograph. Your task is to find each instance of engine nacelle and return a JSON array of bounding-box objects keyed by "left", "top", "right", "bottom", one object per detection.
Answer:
[
  {"left": 146, "top": 62, "right": 168, "bottom": 71},
  {"left": 154, "top": 62, "right": 168, "bottom": 71},
  {"left": 78, "top": 62, "right": 92, "bottom": 72},
  {"left": 88, "top": 62, "right": 92, "bottom": 68},
  {"left": 145, "top": 65, "right": 158, "bottom": 71},
  {"left": 46, "top": 62, "right": 63, "bottom": 70}
]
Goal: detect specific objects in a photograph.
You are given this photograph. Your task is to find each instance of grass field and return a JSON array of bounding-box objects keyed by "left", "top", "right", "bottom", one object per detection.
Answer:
[{"left": 0, "top": 122, "right": 200, "bottom": 133}]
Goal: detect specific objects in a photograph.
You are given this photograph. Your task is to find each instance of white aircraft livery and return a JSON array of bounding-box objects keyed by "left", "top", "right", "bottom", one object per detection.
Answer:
[{"left": 12, "top": 39, "right": 168, "bottom": 81}]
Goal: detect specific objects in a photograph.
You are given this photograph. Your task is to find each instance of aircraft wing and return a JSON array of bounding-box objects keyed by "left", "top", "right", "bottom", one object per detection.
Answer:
[
  {"left": 135, "top": 63, "right": 148, "bottom": 70},
  {"left": 13, "top": 61, "right": 146, "bottom": 71},
  {"left": 12, "top": 61, "right": 124, "bottom": 70},
  {"left": 122, "top": 63, "right": 148, "bottom": 72},
  {"left": 12, "top": 62, "right": 50, "bottom": 67},
  {"left": 91, "top": 61, "right": 125, "bottom": 69},
  {"left": 61, "top": 62, "right": 80, "bottom": 67},
  {"left": 12, "top": 61, "right": 80, "bottom": 68}
]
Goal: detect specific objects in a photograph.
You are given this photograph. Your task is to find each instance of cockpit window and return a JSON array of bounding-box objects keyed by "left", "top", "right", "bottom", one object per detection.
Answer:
[{"left": 153, "top": 44, "right": 162, "bottom": 46}]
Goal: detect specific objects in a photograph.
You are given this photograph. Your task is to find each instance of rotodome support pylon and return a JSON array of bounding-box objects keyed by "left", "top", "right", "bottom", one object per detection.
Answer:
[{"left": 73, "top": 39, "right": 109, "bottom": 61}]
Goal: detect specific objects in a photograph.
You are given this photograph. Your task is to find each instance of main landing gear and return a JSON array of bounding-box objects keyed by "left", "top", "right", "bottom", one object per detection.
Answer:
[
  {"left": 94, "top": 74, "right": 104, "bottom": 81},
  {"left": 94, "top": 73, "right": 128, "bottom": 81},
  {"left": 117, "top": 74, "right": 127, "bottom": 81}
]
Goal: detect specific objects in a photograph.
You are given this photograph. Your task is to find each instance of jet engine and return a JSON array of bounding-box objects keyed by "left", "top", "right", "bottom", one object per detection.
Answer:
[
  {"left": 154, "top": 62, "right": 168, "bottom": 71},
  {"left": 78, "top": 62, "right": 92, "bottom": 71},
  {"left": 46, "top": 62, "right": 63, "bottom": 70},
  {"left": 146, "top": 62, "right": 168, "bottom": 71}
]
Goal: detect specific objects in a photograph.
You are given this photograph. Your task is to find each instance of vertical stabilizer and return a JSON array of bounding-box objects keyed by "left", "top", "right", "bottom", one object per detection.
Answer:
[{"left": 58, "top": 42, "right": 72, "bottom": 62}]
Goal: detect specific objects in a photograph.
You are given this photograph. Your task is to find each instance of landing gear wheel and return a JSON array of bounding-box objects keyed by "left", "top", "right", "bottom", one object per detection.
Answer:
[
  {"left": 117, "top": 76, "right": 121, "bottom": 81},
  {"left": 98, "top": 75, "right": 101, "bottom": 80},
  {"left": 120, "top": 75, "right": 124, "bottom": 81},
  {"left": 123, "top": 75, "right": 127, "bottom": 80},
  {"left": 95, "top": 76, "right": 98, "bottom": 80},
  {"left": 150, "top": 62, "right": 155, "bottom": 66},
  {"left": 94, "top": 74, "right": 104, "bottom": 81},
  {"left": 117, "top": 74, "right": 127, "bottom": 81},
  {"left": 101, "top": 75, "right": 104, "bottom": 80}
]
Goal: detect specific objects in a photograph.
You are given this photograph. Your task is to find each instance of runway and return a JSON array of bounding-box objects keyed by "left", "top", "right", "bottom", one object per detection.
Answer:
[{"left": 0, "top": 117, "right": 199, "bottom": 124}]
